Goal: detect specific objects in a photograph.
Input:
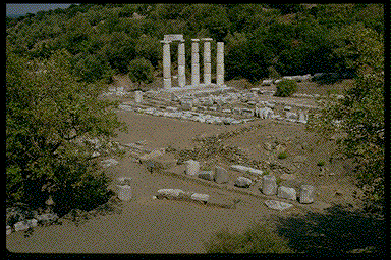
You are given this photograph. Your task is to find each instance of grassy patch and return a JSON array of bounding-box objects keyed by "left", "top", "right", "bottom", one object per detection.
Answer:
[{"left": 204, "top": 222, "right": 293, "bottom": 253}]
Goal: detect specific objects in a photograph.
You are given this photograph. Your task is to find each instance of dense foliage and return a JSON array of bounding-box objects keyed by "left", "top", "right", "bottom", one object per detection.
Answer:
[
  {"left": 6, "top": 44, "right": 125, "bottom": 214},
  {"left": 306, "top": 24, "right": 384, "bottom": 214},
  {"left": 274, "top": 79, "right": 298, "bottom": 97},
  {"left": 6, "top": 4, "right": 384, "bottom": 84}
]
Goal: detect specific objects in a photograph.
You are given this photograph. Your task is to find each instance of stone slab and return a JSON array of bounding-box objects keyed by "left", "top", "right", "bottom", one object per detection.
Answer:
[
  {"left": 264, "top": 200, "right": 293, "bottom": 211},
  {"left": 277, "top": 186, "right": 297, "bottom": 201}
]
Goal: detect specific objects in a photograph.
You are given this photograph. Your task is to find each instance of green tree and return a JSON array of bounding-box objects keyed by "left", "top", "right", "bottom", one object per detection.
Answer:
[
  {"left": 274, "top": 79, "right": 297, "bottom": 97},
  {"left": 128, "top": 57, "right": 154, "bottom": 89},
  {"left": 6, "top": 48, "right": 125, "bottom": 214},
  {"left": 307, "top": 25, "right": 384, "bottom": 214}
]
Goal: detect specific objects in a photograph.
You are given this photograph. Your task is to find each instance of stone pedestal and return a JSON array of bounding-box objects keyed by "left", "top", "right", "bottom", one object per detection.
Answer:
[
  {"left": 178, "top": 40, "right": 186, "bottom": 87},
  {"left": 117, "top": 185, "right": 132, "bottom": 201},
  {"left": 134, "top": 90, "right": 143, "bottom": 103},
  {"left": 262, "top": 175, "right": 277, "bottom": 195},
  {"left": 216, "top": 42, "right": 224, "bottom": 86},
  {"left": 161, "top": 40, "right": 172, "bottom": 89},
  {"left": 191, "top": 39, "right": 200, "bottom": 86},
  {"left": 202, "top": 38, "right": 213, "bottom": 85},
  {"left": 185, "top": 159, "right": 200, "bottom": 176},
  {"left": 299, "top": 185, "right": 315, "bottom": 204}
]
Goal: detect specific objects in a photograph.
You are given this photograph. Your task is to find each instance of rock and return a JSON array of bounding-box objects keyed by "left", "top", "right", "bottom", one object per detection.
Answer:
[
  {"left": 157, "top": 189, "right": 185, "bottom": 200},
  {"left": 116, "top": 185, "right": 132, "bottom": 201},
  {"left": 299, "top": 185, "right": 315, "bottom": 204},
  {"left": 198, "top": 171, "right": 215, "bottom": 181},
  {"left": 6, "top": 225, "right": 11, "bottom": 235},
  {"left": 277, "top": 186, "right": 297, "bottom": 201},
  {"left": 101, "top": 158, "right": 119, "bottom": 168},
  {"left": 14, "top": 219, "right": 38, "bottom": 232},
  {"left": 279, "top": 173, "right": 296, "bottom": 181},
  {"left": 185, "top": 160, "right": 200, "bottom": 176},
  {"left": 230, "top": 165, "right": 264, "bottom": 177},
  {"left": 35, "top": 213, "right": 58, "bottom": 225},
  {"left": 190, "top": 193, "right": 209, "bottom": 203},
  {"left": 117, "top": 177, "right": 132, "bottom": 186},
  {"left": 264, "top": 142, "right": 273, "bottom": 151},
  {"left": 262, "top": 175, "right": 277, "bottom": 196},
  {"left": 234, "top": 177, "right": 253, "bottom": 188},
  {"left": 264, "top": 200, "right": 293, "bottom": 211},
  {"left": 214, "top": 166, "right": 229, "bottom": 184}
]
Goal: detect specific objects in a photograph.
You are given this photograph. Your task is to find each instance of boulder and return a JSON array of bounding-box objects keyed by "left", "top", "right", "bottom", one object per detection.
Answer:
[
  {"left": 214, "top": 166, "right": 229, "bottom": 184},
  {"left": 198, "top": 171, "right": 215, "bottom": 181},
  {"left": 299, "top": 184, "right": 315, "bottom": 204},
  {"left": 262, "top": 175, "right": 277, "bottom": 195},
  {"left": 277, "top": 186, "right": 297, "bottom": 201},
  {"left": 190, "top": 193, "right": 210, "bottom": 203},
  {"left": 35, "top": 213, "right": 59, "bottom": 225},
  {"left": 234, "top": 177, "right": 253, "bottom": 188}
]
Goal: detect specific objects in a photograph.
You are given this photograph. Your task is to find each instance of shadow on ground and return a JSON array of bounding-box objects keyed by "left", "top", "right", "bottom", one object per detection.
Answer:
[{"left": 276, "top": 204, "right": 386, "bottom": 256}]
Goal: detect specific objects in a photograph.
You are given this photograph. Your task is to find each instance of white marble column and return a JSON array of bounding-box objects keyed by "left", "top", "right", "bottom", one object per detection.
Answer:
[
  {"left": 177, "top": 39, "right": 186, "bottom": 88},
  {"left": 161, "top": 40, "right": 172, "bottom": 89},
  {"left": 191, "top": 39, "right": 200, "bottom": 86},
  {"left": 202, "top": 38, "right": 213, "bottom": 86},
  {"left": 216, "top": 42, "right": 224, "bottom": 86}
]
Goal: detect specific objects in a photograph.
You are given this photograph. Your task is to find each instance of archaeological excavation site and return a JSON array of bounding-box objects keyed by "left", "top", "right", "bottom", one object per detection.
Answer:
[{"left": 7, "top": 4, "right": 385, "bottom": 255}]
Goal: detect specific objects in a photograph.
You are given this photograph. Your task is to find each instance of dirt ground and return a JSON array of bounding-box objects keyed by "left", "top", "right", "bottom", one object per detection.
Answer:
[{"left": 7, "top": 79, "right": 382, "bottom": 254}]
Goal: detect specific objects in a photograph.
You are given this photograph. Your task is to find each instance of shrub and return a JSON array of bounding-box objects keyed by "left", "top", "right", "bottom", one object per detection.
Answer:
[
  {"left": 204, "top": 223, "right": 293, "bottom": 253},
  {"left": 277, "top": 151, "right": 288, "bottom": 160},
  {"left": 317, "top": 161, "right": 326, "bottom": 167},
  {"left": 274, "top": 79, "right": 297, "bottom": 97}
]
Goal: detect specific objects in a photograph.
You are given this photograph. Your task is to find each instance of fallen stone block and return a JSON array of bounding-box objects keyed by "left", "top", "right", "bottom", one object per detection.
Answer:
[
  {"left": 198, "top": 171, "right": 215, "bottom": 181},
  {"left": 214, "top": 166, "right": 229, "bottom": 184},
  {"left": 299, "top": 185, "right": 315, "bottom": 204},
  {"left": 35, "top": 213, "right": 59, "bottom": 225},
  {"left": 230, "top": 165, "right": 264, "bottom": 176},
  {"left": 101, "top": 158, "right": 119, "bottom": 168},
  {"left": 157, "top": 188, "right": 185, "bottom": 200},
  {"left": 117, "top": 185, "right": 132, "bottom": 201},
  {"left": 185, "top": 160, "right": 200, "bottom": 176},
  {"left": 190, "top": 193, "right": 210, "bottom": 203},
  {"left": 117, "top": 177, "right": 132, "bottom": 186},
  {"left": 262, "top": 175, "right": 277, "bottom": 196},
  {"left": 265, "top": 200, "right": 293, "bottom": 211},
  {"left": 277, "top": 186, "right": 297, "bottom": 201},
  {"left": 234, "top": 177, "right": 253, "bottom": 188}
]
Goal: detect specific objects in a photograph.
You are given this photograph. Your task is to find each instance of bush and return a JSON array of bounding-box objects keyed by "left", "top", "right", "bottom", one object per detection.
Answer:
[
  {"left": 274, "top": 79, "right": 297, "bottom": 97},
  {"left": 277, "top": 150, "right": 288, "bottom": 160},
  {"left": 204, "top": 223, "right": 293, "bottom": 253}
]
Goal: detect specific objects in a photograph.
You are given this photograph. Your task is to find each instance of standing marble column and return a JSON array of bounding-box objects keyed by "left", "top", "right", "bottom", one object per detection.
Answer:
[
  {"left": 177, "top": 39, "right": 186, "bottom": 88},
  {"left": 161, "top": 40, "right": 172, "bottom": 89},
  {"left": 216, "top": 42, "right": 224, "bottom": 86},
  {"left": 191, "top": 39, "right": 200, "bottom": 86},
  {"left": 202, "top": 38, "right": 213, "bottom": 85}
]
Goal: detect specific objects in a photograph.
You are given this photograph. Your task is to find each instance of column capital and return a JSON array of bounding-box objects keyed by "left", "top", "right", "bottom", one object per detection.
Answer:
[
  {"left": 201, "top": 38, "right": 213, "bottom": 41},
  {"left": 191, "top": 38, "right": 200, "bottom": 42},
  {"left": 160, "top": 40, "right": 172, "bottom": 44}
]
